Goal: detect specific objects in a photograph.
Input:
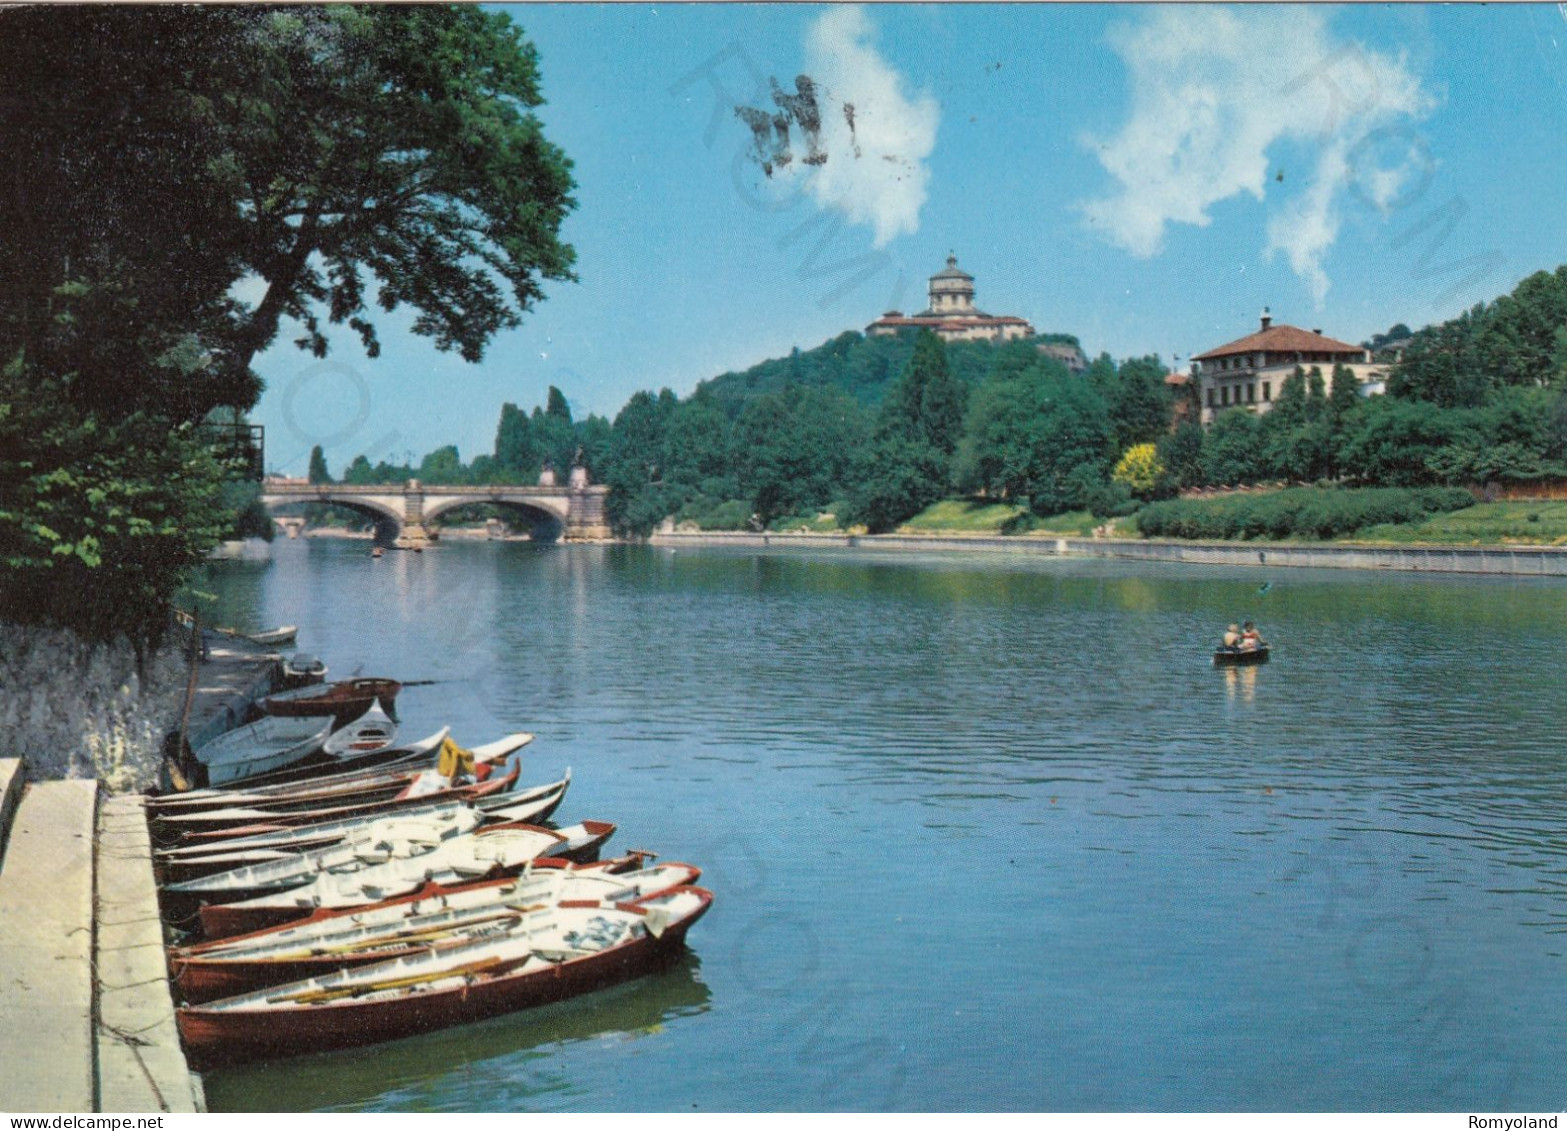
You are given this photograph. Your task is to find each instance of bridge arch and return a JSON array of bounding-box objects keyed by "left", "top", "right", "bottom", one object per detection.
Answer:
[
  {"left": 421, "top": 494, "right": 569, "bottom": 538},
  {"left": 258, "top": 492, "right": 405, "bottom": 543}
]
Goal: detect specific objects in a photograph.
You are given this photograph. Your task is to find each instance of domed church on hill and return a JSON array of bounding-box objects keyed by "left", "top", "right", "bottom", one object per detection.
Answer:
[{"left": 866, "top": 255, "right": 1035, "bottom": 343}]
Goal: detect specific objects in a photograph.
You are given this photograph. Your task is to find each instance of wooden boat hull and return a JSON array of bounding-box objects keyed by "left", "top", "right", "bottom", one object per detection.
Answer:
[
  {"left": 148, "top": 728, "right": 456, "bottom": 810},
  {"left": 218, "top": 625, "right": 298, "bottom": 647},
  {"left": 1213, "top": 646, "right": 1270, "bottom": 666},
  {"left": 177, "top": 888, "right": 712, "bottom": 1067},
  {"left": 195, "top": 820, "right": 572, "bottom": 939},
  {"left": 196, "top": 718, "right": 333, "bottom": 787},
  {"left": 170, "top": 761, "right": 522, "bottom": 844},
  {"left": 260, "top": 679, "right": 403, "bottom": 725},
  {"left": 173, "top": 855, "right": 694, "bottom": 1002}
]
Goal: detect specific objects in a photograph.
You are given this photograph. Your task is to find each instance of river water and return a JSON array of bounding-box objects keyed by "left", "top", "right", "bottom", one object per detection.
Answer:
[{"left": 194, "top": 538, "right": 1567, "bottom": 1112}]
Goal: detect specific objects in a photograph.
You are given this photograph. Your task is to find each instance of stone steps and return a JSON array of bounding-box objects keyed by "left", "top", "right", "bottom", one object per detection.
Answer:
[{"left": 0, "top": 770, "right": 202, "bottom": 1114}]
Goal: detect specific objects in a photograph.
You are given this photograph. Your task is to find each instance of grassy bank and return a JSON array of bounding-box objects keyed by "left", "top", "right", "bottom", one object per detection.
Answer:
[
  {"left": 1351, "top": 500, "right": 1567, "bottom": 545},
  {"left": 671, "top": 490, "right": 1567, "bottom": 547}
]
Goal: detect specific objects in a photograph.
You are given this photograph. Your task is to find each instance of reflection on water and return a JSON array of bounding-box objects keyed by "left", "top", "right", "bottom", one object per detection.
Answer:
[
  {"left": 1222, "top": 664, "right": 1258, "bottom": 703},
  {"left": 195, "top": 540, "right": 1567, "bottom": 1111}
]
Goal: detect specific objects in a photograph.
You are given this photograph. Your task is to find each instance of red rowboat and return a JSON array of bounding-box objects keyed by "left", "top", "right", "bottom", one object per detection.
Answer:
[
  {"left": 258, "top": 679, "right": 402, "bottom": 725},
  {"left": 176, "top": 886, "right": 713, "bottom": 1067},
  {"left": 172, "top": 854, "right": 697, "bottom": 1002}
]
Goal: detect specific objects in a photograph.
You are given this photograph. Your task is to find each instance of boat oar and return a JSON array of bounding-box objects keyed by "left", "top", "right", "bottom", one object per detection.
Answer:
[
  {"left": 299, "top": 911, "right": 526, "bottom": 958},
  {"left": 274, "top": 955, "right": 509, "bottom": 1005}
]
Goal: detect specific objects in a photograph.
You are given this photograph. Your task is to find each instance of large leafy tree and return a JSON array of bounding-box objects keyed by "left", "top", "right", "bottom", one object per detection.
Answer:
[
  {"left": 224, "top": 6, "right": 578, "bottom": 384},
  {"left": 1095, "top": 354, "right": 1173, "bottom": 452},
  {"left": 953, "top": 358, "right": 1114, "bottom": 515},
  {"left": 0, "top": 6, "right": 576, "bottom": 642}
]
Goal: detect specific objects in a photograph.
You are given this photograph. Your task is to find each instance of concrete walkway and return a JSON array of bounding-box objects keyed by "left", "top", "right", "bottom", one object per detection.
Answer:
[
  {"left": 0, "top": 775, "right": 98, "bottom": 1112},
  {"left": 0, "top": 763, "right": 203, "bottom": 1114},
  {"left": 96, "top": 795, "right": 205, "bottom": 1113}
]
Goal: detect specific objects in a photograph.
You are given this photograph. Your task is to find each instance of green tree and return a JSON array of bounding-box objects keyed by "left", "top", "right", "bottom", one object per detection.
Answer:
[
  {"left": 736, "top": 387, "right": 867, "bottom": 525},
  {"left": 954, "top": 359, "right": 1114, "bottom": 515},
  {"left": 417, "top": 445, "right": 466, "bottom": 484},
  {"left": 1104, "top": 355, "right": 1173, "bottom": 451},
  {"left": 0, "top": 7, "right": 577, "bottom": 644},
  {"left": 342, "top": 455, "right": 377, "bottom": 485},
  {"left": 308, "top": 445, "right": 332, "bottom": 484},
  {"left": 1336, "top": 397, "right": 1462, "bottom": 486},
  {"left": 601, "top": 389, "right": 679, "bottom": 535},
  {"left": 1201, "top": 410, "right": 1266, "bottom": 486},
  {"left": 844, "top": 437, "right": 950, "bottom": 533},
  {"left": 494, "top": 402, "right": 539, "bottom": 477},
  {"left": 880, "top": 329, "right": 966, "bottom": 454},
  {"left": 662, "top": 392, "right": 737, "bottom": 499},
  {"left": 220, "top": 7, "right": 577, "bottom": 382},
  {"left": 1155, "top": 421, "right": 1206, "bottom": 492}
]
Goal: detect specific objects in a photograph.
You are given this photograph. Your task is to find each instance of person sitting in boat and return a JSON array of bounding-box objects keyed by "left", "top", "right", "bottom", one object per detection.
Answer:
[
  {"left": 1222, "top": 624, "right": 1242, "bottom": 649},
  {"left": 1240, "top": 621, "right": 1263, "bottom": 650}
]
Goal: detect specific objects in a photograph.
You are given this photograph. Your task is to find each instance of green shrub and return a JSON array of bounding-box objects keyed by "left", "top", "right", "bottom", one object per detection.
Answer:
[
  {"left": 1136, "top": 487, "right": 1474, "bottom": 542},
  {"left": 674, "top": 497, "right": 752, "bottom": 530}
]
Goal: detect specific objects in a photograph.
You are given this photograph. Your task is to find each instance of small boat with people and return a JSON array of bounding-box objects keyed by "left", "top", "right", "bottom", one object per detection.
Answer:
[
  {"left": 1213, "top": 644, "right": 1270, "bottom": 666},
  {"left": 1213, "top": 620, "right": 1270, "bottom": 666},
  {"left": 175, "top": 885, "right": 714, "bottom": 1066}
]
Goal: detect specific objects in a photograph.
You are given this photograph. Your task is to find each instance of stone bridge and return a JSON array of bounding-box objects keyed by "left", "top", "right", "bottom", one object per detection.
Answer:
[{"left": 259, "top": 477, "right": 611, "bottom": 547}]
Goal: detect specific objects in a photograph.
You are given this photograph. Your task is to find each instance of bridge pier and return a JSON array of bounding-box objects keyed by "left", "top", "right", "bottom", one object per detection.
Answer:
[
  {"left": 563, "top": 487, "right": 612, "bottom": 541},
  {"left": 394, "top": 522, "right": 436, "bottom": 549}
]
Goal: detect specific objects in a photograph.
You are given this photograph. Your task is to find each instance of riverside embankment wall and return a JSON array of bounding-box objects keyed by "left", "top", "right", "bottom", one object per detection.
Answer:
[
  {"left": 649, "top": 531, "right": 1567, "bottom": 576},
  {"left": 0, "top": 626, "right": 189, "bottom": 789}
]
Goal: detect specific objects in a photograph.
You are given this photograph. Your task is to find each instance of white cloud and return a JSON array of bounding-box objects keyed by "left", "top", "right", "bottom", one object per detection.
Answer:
[
  {"left": 778, "top": 6, "right": 939, "bottom": 248},
  {"left": 1081, "top": 6, "right": 1434, "bottom": 306}
]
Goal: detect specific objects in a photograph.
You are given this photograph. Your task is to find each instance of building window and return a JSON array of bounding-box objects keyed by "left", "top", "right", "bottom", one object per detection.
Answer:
[
  {"left": 1263, "top": 381, "right": 1272, "bottom": 402},
  {"left": 1221, "top": 386, "right": 1230, "bottom": 407},
  {"left": 1207, "top": 388, "right": 1215, "bottom": 408},
  {"left": 1248, "top": 383, "right": 1256, "bottom": 403}
]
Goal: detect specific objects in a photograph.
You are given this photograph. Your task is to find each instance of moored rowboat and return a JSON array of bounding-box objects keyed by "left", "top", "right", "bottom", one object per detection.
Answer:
[
  {"left": 176, "top": 885, "right": 713, "bottom": 1066},
  {"left": 173, "top": 850, "right": 691, "bottom": 1000},
  {"left": 258, "top": 678, "right": 403, "bottom": 725},
  {"left": 196, "top": 819, "right": 616, "bottom": 938},
  {"left": 194, "top": 717, "right": 333, "bottom": 787},
  {"left": 322, "top": 703, "right": 399, "bottom": 757},
  {"left": 156, "top": 772, "right": 570, "bottom": 861},
  {"left": 163, "top": 760, "right": 524, "bottom": 843}
]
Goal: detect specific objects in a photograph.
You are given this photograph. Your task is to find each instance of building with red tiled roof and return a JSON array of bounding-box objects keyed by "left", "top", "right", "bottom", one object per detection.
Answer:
[
  {"left": 866, "top": 255, "right": 1035, "bottom": 344},
  {"left": 1192, "top": 309, "right": 1392, "bottom": 425}
]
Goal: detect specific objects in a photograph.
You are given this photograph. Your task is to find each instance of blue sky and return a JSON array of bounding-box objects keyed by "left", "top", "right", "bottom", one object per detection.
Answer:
[{"left": 252, "top": 4, "right": 1567, "bottom": 476}]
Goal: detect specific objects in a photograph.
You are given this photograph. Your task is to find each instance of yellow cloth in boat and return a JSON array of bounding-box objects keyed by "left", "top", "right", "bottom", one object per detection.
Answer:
[{"left": 437, "top": 737, "right": 476, "bottom": 781}]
